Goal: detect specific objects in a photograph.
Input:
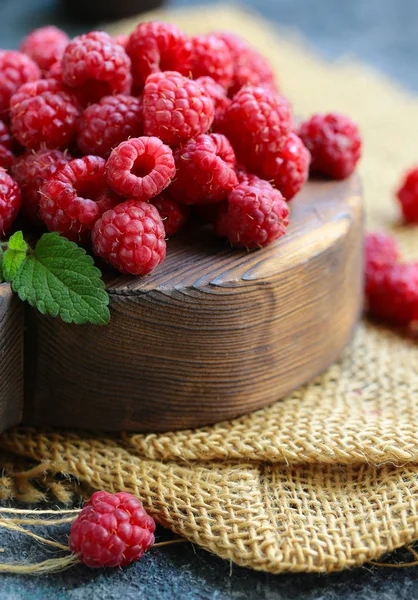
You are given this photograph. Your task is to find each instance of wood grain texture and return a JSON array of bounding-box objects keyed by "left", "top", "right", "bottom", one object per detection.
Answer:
[
  {"left": 0, "top": 283, "right": 24, "bottom": 433},
  {"left": 21, "top": 176, "right": 363, "bottom": 432}
]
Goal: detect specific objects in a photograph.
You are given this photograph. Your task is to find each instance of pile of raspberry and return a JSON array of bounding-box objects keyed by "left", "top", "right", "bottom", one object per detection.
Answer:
[{"left": 0, "top": 22, "right": 361, "bottom": 276}]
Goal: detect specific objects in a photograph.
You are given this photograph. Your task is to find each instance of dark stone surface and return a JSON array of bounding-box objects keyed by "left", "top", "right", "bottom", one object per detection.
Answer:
[{"left": 1, "top": 0, "right": 418, "bottom": 597}]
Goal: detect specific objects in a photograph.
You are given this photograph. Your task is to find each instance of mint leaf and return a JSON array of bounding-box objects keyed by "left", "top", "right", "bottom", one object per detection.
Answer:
[
  {"left": 12, "top": 232, "right": 110, "bottom": 325},
  {"left": 2, "top": 231, "right": 28, "bottom": 282}
]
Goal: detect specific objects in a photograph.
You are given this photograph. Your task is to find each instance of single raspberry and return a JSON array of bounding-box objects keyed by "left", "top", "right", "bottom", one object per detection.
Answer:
[
  {"left": 214, "top": 33, "right": 276, "bottom": 96},
  {"left": 396, "top": 167, "right": 418, "bottom": 223},
  {"left": 257, "top": 133, "right": 311, "bottom": 201},
  {"left": 298, "top": 113, "right": 361, "bottom": 180},
  {"left": 0, "top": 146, "right": 14, "bottom": 171},
  {"left": 0, "top": 167, "right": 21, "bottom": 236},
  {"left": 20, "top": 26, "right": 70, "bottom": 72},
  {"left": 10, "top": 79, "right": 81, "bottom": 150},
  {"left": 126, "top": 22, "right": 191, "bottom": 91},
  {"left": 151, "top": 192, "right": 190, "bottom": 236},
  {"left": 77, "top": 95, "right": 143, "bottom": 158},
  {"left": 40, "top": 155, "right": 120, "bottom": 243},
  {"left": 364, "top": 232, "right": 400, "bottom": 296},
  {"left": 13, "top": 149, "right": 71, "bottom": 223},
  {"left": 62, "top": 31, "right": 132, "bottom": 104},
  {"left": 92, "top": 199, "right": 166, "bottom": 275},
  {"left": 0, "top": 120, "right": 13, "bottom": 151},
  {"left": 143, "top": 72, "right": 214, "bottom": 146},
  {"left": 189, "top": 35, "right": 233, "bottom": 89},
  {"left": 69, "top": 491, "right": 155, "bottom": 568},
  {"left": 106, "top": 137, "right": 175, "bottom": 201},
  {"left": 216, "top": 177, "right": 289, "bottom": 248},
  {"left": 169, "top": 133, "right": 238, "bottom": 205},
  {"left": 366, "top": 262, "right": 418, "bottom": 326},
  {"left": 196, "top": 76, "right": 231, "bottom": 126},
  {"left": 0, "top": 50, "right": 41, "bottom": 116},
  {"left": 220, "top": 86, "right": 292, "bottom": 168},
  {"left": 113, "top": 34, "right": 129, "bottom": 49}
]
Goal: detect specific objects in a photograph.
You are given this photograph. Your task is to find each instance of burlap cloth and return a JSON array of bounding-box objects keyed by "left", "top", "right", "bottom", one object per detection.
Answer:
[{"left": 1, "top": 5, "right": 418, "bottom": 574}]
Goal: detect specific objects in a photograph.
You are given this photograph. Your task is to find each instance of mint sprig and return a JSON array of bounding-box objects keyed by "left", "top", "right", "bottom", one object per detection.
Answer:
[{"left": 2, "top": 231, "right": 110, "bottom": 325}]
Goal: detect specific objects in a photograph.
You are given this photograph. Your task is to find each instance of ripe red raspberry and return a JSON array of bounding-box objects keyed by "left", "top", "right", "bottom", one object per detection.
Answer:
[
  {"left": 366, "top": 262, "right": 418, "bottom": 326},
  {"left": 69, "top": 491, "right": 155, "bottom": 568},
  {"left": 214, "top": 33, "right": 276, "bottom": 96},
  {"left": 0, "top": 146, "right": 14, "bottom": 171},
  {"left": 126, "top": 22, "right": 191, "bottom": 91},
  {"left": 220, "top": 86, "right": 292, "bottom": 169},
  {"left": 20, "top": 26, "right": 70, "bottom": 72},
  {"left": 298, "top": 113, "right": 361, "bottom": 180},
  {"left": 106, "top": 137, "right": 175, "bottom": 201},
  {"left": 151, "top": 192, "right": 190, "bottom": 236},
  {"left": 143, "top": 71, "right": 214, "bottom": 146},
  {"left": 40, "top": 155, "right": 120, "bottom": 243},
  {"left": 0, "top": 167, "right": 21, "bottom": 236},
  {"left": 396, "top": 167, "right": 418, "bottom": 223},
  {"left": 13, "top": 149, "right": 71, "bottom": 223},
  {"left": 0, "top": 50, "right": 41, "bottom": 116},
  {"left": 113, "top": 34, "right": 129, "bottom": 49},
  {"left": 92, "top": 199, "right": 166, "bottom": 275},
  {"left": 62, "top": 31, "right": 132, "bottom": 104},
  {"left": 190, "top": 35, "right": 233, "bottom": 89},
  {"left": 169, "top": 133, "right": 238, "bottom": 205},
  {"left": 10, "top": 79, "right": 81, "bottom": 150},
  {"left": 77, "top": 95, "right": 143, "bottom": 158},
  {"left": 216, "top": 177, "right": 289, "bottom": 248},
  {"left": 196, "top": 76, "right": 231, "bottom": 126},
  {"left": 364, "top": 232, "right": 400, "bottom": 296},
  {"left": 258, "top": 133, "right": 311, "bottom": 201},
  {"left": 0, "top": 120, "right": 13, "bottom": 151}
]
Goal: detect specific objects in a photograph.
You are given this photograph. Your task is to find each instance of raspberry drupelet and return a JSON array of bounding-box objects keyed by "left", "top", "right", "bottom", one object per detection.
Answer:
[
  {"left": 143, "top": 71, "right": 214, "bottom": 146},
  {"left": 298, "top": 112, "right": 361, "bottom": 180},
  {"left": 151, "top": 192, "right": 190, "bottom": 236},
  {"left": 40, "top": 155, "right": 121, "bottom": 243},
  {"left": 126, "top": 21, "right": 191, "bottom": 91},
  {"left": 92, "top": 199, "right": 166, "bottom": 275},
  {"left": 0, "top": 50, "right": 41, "bottom": 116},
  {"left": 69, "top": 491, "right": 155, "bottom": 568},
  {"left": 189, "top": 35, "right": 233, "bottom": 89},
  {"left": 10, "top": 79, "right": 81, "bottom": 150},
  {"left": 13, "top": 149, "right": 71, "bottom": 223},
  {"left": 364, "top": 232, "right": 400, "bottom": 296},
  {"left": 0, "top": 167, "right": 21, "bottom": 236},
  {"left": 106, "top": 137, "right": 175, "bottom": 201},
  {"left": 77, "top": 94, "right": 143, "bottom": 158},
  {"left": 397, "top": 167, "right": 418, "bottom": 223},
  {"left": 20, "top": 26, "right": 70, "bottom": 72},
  {"left": 62, "top": 31, "right": 132, "bottom": 104},
  {"left": 169, "top": 133, "right": 238, "bottom": 205}
]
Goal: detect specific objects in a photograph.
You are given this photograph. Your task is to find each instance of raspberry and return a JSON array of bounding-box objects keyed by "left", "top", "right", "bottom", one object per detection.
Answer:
[
  {"left": 0, "top": 146, "right": 14, "bottom": 171},
  {"left": 92, "top": 199, "right": 166, "bottom": 275},
  {"left": 298, "top": 113, "right": 361, "bottom": 180},
  {"left": 190, "top": 35, "right": 233, "bottom": 88},
  {"left": 0, "top": 120, "right": 13, "bottom": 151},
  {"left": 169, "top": 133, "right": 238, "bottom": 205},
  {"left": 220, "top": 86, "right": 292, "bottom": 169},
  {"left": 10, "top": 79, "right": 81, "bottom": 150},
  {"left": 77, "top": 95, "right": 143, "bottom": 158},
  {"left": 143, "top": 71, "right": 214, "bottom": 146},
  {"left": 257, "top": 133, "right": 311, "bottom": 201},
  {"left": 0, "top": 167, "right": 21, "bottom": 236},
  {"left": 196, "top": 76, "right": 231, "bottom": 126},
  {"left": 397, "top": 167, "right": 418, "bottom": 223},
  {"left": 106, "top": 137, "right": 175, "bottom": 201},
  {"left": 214, "top": 33, "right": 276, "bottom": 96},
  {"left": 366, "top": 262, "right": 418, "bottom": 326},
  {"left": 151, "top": 192, "right": 190, "bottom": 236},
  {"left": 62, "top": 31, "right": 132, "bottom": 104},
  {"left": 13, "top": 149, "right": 71, "bottom": 223},
  {"left": 216, "top": 177, "right": 289, "bottom": 248},
  {"left": 69, "top": 491, "right": 155, "bottom": 568},
  {"left": 126, "top": 22, "right": 191, "bottom": 91},
  {"left": 20, "top": 26, "right": 70, "bottom": 72},
  {"left": 113, "top": 34, "right": 129, "bottom": 49},
  {"left": 364, "top": 232, "right": 400, "bottom": 296},
  {"left": 40, "top": 155, "right": 120, "bottom": 243},
  {"left": 0, "top": 50, "right": 41, "bottom": 116}
]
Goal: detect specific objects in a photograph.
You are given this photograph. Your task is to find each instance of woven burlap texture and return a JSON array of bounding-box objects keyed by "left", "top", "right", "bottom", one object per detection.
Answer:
[{"left": 2, "top": 5, "right": 418, "bottom": 574}]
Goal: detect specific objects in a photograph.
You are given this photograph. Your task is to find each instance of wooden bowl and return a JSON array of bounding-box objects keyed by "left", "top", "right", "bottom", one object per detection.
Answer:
[{"left": 0, "top": 176, "right": 363, "bottom": 434}]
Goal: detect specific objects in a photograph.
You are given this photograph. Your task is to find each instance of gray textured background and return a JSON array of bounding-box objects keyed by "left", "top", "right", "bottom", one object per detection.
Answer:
[{"left": 1, "top": 0, "right": 418, "bottom": 598}]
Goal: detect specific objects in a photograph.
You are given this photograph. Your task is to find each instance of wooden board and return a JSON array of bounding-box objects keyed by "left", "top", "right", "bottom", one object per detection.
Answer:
[{"left": 1, "top": 176, "right": 363, "bottom": 433}]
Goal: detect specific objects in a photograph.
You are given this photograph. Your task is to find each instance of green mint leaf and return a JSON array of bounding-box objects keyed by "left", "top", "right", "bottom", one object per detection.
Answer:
[
  {"left": 0, "top": 248, "right": 4, "bottom": 283},
  {"left": 2, "top": 231, "right": 28, "bottom": 282},
  {"left": 12, "top": 232, "right": 110, "bottom": 325}
]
